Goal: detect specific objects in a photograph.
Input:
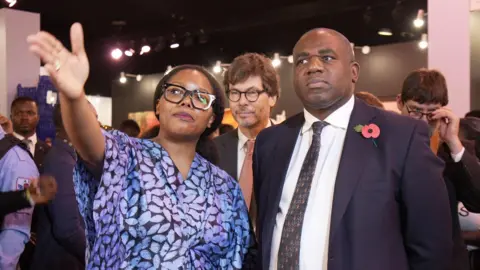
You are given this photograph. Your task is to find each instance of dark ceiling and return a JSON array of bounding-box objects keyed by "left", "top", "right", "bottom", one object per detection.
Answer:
[{"left": 2, "top": 0, "right": 427, "bottom": 96}]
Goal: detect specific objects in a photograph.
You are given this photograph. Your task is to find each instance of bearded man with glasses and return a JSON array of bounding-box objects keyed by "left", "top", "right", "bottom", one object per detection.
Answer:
[
  {"left": 396, "top": 68, "right": 480, "bottom": 270},
  {"left": 214, "top": 53, "right": 280, "bottom": 226}
]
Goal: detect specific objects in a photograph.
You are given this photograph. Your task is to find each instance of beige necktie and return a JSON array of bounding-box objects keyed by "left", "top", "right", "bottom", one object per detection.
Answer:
[{"left": 239, "top": 139, "right": 255, "bottom": 210}]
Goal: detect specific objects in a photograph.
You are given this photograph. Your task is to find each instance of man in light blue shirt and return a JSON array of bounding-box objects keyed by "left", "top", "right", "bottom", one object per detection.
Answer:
[{"left": 0, "top": 124, "right": 38, "bottom": 269}]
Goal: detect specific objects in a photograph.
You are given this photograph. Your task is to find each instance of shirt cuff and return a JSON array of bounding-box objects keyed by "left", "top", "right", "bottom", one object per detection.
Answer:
[{"left": 451, "top": 147, "right": 465, "bottom": 163}]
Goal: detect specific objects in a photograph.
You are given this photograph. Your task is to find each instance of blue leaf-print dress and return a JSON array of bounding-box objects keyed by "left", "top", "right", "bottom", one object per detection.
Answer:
[{"left": 73, "top": 130, "right": 256, "bottom": 269}]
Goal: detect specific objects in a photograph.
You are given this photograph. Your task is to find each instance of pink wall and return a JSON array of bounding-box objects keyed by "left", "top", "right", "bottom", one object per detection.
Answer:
[
  {"left": 428, "top": 0, "right": 470, "bottom": 116},
  {"left": 0, "top": 8, "right": 40, "bottom": 116}
]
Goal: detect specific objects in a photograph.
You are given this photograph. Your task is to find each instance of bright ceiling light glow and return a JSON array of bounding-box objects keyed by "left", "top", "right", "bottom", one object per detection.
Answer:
[{"left": 111, "top": 48, "right": 123, "bottom": 60}]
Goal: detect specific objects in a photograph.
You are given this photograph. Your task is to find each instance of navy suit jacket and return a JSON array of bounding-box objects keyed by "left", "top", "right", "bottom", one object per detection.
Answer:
[
  {"left": 253, "top": 98, "right": 453, "bottom": 270},
  {"left": 31, "top": 139, "right": 85, "bottom": 270}
]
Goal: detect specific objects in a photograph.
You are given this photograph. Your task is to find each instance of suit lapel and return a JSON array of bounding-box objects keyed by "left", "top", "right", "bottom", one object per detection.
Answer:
[
  {"left": 34, "top": 141, "right": 50, "bottom": 173},
  {"left": 223, "top": 130, "right": 239, "bottom": 180},
  {"left": 329, "top": 99, "right": 377, "bottom": 240},
  {"left": 262, "top": 113, "right": 304, "bottom": 267}
]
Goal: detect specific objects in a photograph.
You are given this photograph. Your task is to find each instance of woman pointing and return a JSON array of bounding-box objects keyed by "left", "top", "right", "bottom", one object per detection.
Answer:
[{"left": 27, "top": 23, "right": 255, "bottom": 269}]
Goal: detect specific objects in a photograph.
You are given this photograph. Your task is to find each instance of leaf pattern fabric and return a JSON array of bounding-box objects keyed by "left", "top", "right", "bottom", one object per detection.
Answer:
[{"left": 73, "top": 130, "right": 256, "bottom": 269}]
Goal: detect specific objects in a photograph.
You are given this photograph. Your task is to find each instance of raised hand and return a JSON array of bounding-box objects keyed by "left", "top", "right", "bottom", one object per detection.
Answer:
[
  {"left": 0, "top": 114, "right": 12, "bottom": 134},
  {"left": 430, "top": 107, "right": 463, "bottom": 154},
  {"left": 28, "top": 175, "right": 57, "bottom": 204},
  {"left": 27, "top": 23, "right": 89, "bottom": 100}
]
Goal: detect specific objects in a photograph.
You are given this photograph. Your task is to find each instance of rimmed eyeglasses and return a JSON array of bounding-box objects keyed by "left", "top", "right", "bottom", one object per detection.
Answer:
[{"left": 162, "top": 83, "right": 216, "bottom": 111}]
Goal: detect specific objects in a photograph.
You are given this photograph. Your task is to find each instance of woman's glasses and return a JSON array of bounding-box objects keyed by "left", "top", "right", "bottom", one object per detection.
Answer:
[{"left": 162, "top": 83, "right": 216, "bottom": 111}]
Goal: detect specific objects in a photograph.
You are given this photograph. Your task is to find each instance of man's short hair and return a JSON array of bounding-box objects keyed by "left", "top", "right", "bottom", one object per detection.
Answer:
[
  {"left": 400, "top": 68, "right": 448, "bottom": 106},
  {"left": 355, "top": 91, "right": 384, "bottom": 109},
  {"left": 223, "top": 53, "right": 280, "bottom": 98},
  {"left": 219, "top": 124, "right": 234, "bottom": 135},
  {"left": 119, "top": 119, "right": 141, "bottom": 137},
  {"left": 466, "top": 110, "right": 480, "bottom": 119},
  {"left": 11, "top": 96, "right": 37, "bottom": 111}
]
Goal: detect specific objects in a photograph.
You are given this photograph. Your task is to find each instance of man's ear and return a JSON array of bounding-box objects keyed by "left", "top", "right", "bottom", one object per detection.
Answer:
[
  {"left": 396, "top": 94, "right": 403, "bottom": 112},
  {"left": 268, "top": 95, "right": 278, "bottom": 107},
  {"left": 351, "top": 62, "right": 360, "bottom": 83}
]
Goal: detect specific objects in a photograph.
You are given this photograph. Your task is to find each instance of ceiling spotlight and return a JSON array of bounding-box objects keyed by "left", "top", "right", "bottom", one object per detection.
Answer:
[
  {"left": 378, "top": 28, "right": 393, "bottom": 36},
  {"left": 111, "top": 48, "right": 123, "bottom": 60},
  {"left": 119, "top": 72, "right": 127, "bottom": 84},
  {"left": 136, "top": 75, "right": 142, "bottom": 82},
  {"left": 413, "top": 9, "right": 425, "bottom": 28},
  {"left": 5, "top": 0, "right": 16, "bottom": 7},
  {"left": 272, "top": 53, "right": 281, "bottom": 68},
  {"left": 124, "top": 49, "right": 134, "bottom": 57},
  {"left": 287, "top": 55, "right": 294, "bottom": 64},
  {"left": 140, "top": 45, "right": 151, "bottom": 55},
  {"left": 165, "top": 65, "right": 173, "bottom": 75},
  {"left": 213, "top": 61, "right": 222, "bottom": 74},
  {"left": 361, "top": 46, "right": 371, "bottom": 54},
  {"left": 418, "top": 33, "right": 428, "bottom": 49},
  {"left": 170, "top": 34, "right": 180, "bottom": 49}
]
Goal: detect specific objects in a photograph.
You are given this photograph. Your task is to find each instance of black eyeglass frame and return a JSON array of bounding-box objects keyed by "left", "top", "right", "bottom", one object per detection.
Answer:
[
  {"left": 161, "top": 83, "right": 216, "bottom": 111},
  {"left": 226, "top": 89, "right": 267, "bottom": 102}
]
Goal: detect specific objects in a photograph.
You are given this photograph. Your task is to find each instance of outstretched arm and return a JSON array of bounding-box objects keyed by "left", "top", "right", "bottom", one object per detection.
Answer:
[{"left": 27, "top": 23, "right": 104, "bottom": 169}]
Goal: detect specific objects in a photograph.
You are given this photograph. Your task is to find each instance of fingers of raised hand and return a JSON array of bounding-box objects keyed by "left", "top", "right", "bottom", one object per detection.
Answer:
[{"left": 27, "top": 31, "right": 67, "bottom": 69}]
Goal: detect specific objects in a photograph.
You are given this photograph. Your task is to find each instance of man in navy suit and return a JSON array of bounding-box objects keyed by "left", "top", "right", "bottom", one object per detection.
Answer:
[
  {"left": 253, "top": 28, "right": 452, "bottom": 270},
  {"left": 30, "top": 104, "right": 85, "bottom": 270}
]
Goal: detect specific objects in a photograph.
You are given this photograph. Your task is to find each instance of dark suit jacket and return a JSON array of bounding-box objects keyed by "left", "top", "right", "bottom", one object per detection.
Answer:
[
  {"left": 18, "top": 140, "right": 51, "bottom": 269},
  {"left": 253, "top": 98, "right": 452, "bottom": 270},
  {"left": 437, "top": 140, "right": 480, "bottom": 270},
  {"left": 30, "top": 139, "right": 85, "bottom": 270},
  {"left": 214, "top": 130, "right": 239, "bottom": 180},
  {"left": 34, "top": 140, "right": 50, "bottom": 174}
]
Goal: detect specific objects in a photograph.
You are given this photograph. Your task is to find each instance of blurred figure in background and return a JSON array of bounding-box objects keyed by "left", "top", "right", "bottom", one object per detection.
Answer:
[
  {"left": 140, "top": 124, "right": 159, "bottom": 139},
  {"left": 0, "top": 176, "right": 57, "bottom": 219},
  {"left": 465, "top": 110, "right": 480, "bottom": 119},
  {"left": 219, "top": 123, "right": 234, "bottom": 135},
  {"left": 0, "top": 116, "right": 38, "bottom": 270},
  {"left": 10, "top": 97, "right": 50, "bottom": 172},
  {"left": 215, "top": 53, "right": 280, "bottom": 226},
  {"left": 355, "top": 91, "right": 384, "bottom": 109},
  {"left": 119, "top": 119, "right": 141, "bottom": 138},
  {"left": 31, "top": 104, "right": 86, "bottom": 270},
  {"left": 397, "top": 68, "right": 480, "bottom": 270}
]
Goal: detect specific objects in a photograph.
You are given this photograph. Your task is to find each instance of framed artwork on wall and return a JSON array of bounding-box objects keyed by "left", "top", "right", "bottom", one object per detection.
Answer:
[{"left": 128, "top": 111, "right": 159, "bottom": 134}]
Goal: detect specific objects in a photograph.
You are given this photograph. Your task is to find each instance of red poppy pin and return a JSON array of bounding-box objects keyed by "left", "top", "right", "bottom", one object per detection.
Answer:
[{"left": 354, "top": 123, "right": 380, "bottom": 147}]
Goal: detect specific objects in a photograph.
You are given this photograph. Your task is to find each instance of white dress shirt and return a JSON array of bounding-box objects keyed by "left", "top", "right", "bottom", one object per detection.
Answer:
[
  {"left": 237, "top": 120, "right": 272, "bottom": 180},
  {"left": 269, "top": 96, "right": 354, "bottom": 270},
  {"left": 13, "top": 132, "right": 37, "bottom": 156}
]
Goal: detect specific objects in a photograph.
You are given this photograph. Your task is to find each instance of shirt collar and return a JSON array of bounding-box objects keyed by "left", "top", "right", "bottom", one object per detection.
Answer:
[
  {"left": 13, "top": 132, "right": 37, "bottom": 145},
  {"left": 237, "top": 119, "right": 273, "bottom": 151},
  {"left": 301, "top": 95, "right": 355, "bottom": 134}
]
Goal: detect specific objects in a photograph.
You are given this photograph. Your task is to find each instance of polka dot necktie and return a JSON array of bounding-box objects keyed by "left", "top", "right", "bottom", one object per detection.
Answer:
[{"left": 277, "top": 121, "right": 328, "bottom": 269}]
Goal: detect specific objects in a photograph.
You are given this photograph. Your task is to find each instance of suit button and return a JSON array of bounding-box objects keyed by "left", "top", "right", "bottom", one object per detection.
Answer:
[{"left": 329, "top": 256, "right": 334, "bottom": 261}]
